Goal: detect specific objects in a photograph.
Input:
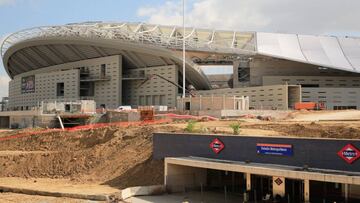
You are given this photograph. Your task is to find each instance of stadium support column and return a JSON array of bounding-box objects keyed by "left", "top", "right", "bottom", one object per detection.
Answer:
[
  {"left": 273, "top": 176, "right": 285, "bottom": 198},
  {"left": 246, "top": 173, "right": 251, "bottom": 191},
  {"left": 304, "top": 179, "right": 310, "bottom": 203},
  {"left": 344, "top": 184, "right": 349, "bottom": 203},
  {"left": 233, "top": 59, "right": 250, "bottom": 88}
]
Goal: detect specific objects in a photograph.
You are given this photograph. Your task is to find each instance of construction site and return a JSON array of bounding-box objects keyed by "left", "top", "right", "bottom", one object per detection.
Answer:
[
  {"left": 0, "top": 21, "right": 360, "bottom": 202},
  {"left": 0, "top": 110, "right": 359, "bottom": 203}
]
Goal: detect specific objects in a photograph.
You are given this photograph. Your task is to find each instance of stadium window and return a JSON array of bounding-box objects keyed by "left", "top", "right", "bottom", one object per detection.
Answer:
[
  {"left": 301, "top": 84, "right": 319, "bottom": 88},
  {"left": 56, "top": 83, "right": 64, "bottom": 97},
  {"left": 100, "top": 64, "right": 106, "bottom": 78}
]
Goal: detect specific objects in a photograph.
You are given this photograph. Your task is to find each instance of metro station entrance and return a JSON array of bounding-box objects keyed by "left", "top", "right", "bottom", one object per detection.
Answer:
[
  {"left": 206, "top": 169, "right": 246, "bottom": 197},
  {"left": 310, "top": 181, "right": 344, "bottom": 203},
  {"left": 285, "top": 178, "right": 304, "bottom": 203},
  {"left": 251, "top": 174, "right": 273, "bottom": 201}
]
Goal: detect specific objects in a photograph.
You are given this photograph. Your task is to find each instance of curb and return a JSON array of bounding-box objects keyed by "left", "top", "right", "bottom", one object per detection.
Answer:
[{"left": 0, "top": 186, "right": 110, "bottom": 201}]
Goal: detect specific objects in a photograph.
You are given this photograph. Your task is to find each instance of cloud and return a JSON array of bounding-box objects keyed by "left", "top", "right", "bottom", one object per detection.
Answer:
[
  {"left": 137, "top": 0, "right": 360, "bottom": 36},
  {"left": 0, "top": 0, "right": 16, "bottom": 6}
]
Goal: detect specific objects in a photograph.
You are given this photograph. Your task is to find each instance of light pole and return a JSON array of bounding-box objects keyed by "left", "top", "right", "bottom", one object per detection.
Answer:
[{"left": 182, "top": 0, "right": 186, "bottom": 98}]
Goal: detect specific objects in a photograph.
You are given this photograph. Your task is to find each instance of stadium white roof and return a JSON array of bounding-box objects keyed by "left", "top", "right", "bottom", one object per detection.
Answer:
[{"left": 1, "top": 22, "right": 360, "bottom": 81}]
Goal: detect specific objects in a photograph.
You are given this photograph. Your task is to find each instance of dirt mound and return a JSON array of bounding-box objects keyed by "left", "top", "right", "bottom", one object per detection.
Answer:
[
  {"left": 1, "top": 120, "right": 360, "bottom": 190},
  {"left": 245, "top": 122, "right": 360, "bottom": 139},
  {"left": 0, "top": 125, "right": 180, "bottom": 189}
]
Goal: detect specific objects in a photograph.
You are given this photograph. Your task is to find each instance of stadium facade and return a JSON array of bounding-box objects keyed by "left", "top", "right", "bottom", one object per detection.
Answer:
[{"left": 1, "top": 22, "right": 360, "bottom": 111}]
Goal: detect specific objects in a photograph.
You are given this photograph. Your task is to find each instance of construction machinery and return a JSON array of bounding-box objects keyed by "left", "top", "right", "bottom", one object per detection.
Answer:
[{"left": 294, "top": 102, "right": 326, "bottom": 110}]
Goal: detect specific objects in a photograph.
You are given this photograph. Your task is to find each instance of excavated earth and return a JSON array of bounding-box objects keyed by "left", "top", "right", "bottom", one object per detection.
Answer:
[
  {"left": 0, "top": 125, "right": 181, "bottom": 189},
  {"left": 1, "top": 119, "right": 360, "bottom": 191}
]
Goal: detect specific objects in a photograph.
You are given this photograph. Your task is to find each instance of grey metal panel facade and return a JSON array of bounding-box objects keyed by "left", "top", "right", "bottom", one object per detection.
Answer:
[{"left": 154, "top": 133, "right": 360, "bottom": 172}]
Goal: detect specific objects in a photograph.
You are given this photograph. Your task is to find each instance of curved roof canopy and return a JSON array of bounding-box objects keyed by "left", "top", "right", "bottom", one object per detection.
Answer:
[
  {"left": 1, "top": 22, "right": 360, "bottom": 83},
  {"left": 256, "top": 32, "right": 360, "bottom": 73}
]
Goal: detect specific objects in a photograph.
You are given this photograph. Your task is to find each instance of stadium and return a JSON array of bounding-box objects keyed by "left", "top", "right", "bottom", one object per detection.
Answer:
[
  {"left": 2, "top": 21, "right": 360, "bottom": 203},
  {"left": 1, "top": 22, "right": 360, "bottom": 111}
]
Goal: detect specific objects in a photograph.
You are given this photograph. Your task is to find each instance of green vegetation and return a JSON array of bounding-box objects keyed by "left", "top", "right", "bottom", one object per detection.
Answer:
[
  {"left": 185, "top": 120, "right": 197, "bottom": 132},
  {"left": 229, "top": 123, "right": 241, "bottom": 135}
]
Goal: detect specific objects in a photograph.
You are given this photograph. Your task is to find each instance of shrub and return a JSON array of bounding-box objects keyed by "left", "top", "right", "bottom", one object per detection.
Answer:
[
  {"left": 185, "top": 120, "right": 197, "bottom": 132},
  {"left": 229, "top": 123, "right": 241, "bottom": 135}
]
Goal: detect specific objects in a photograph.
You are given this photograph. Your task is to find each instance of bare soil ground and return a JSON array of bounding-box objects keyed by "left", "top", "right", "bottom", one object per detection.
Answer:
[
  {"left": 0, "top": 193, "right": 104, "bottom": 203},
  {"left": 1, "top": 111, "right": 360, "bottom": 201},
  {"left": 0, "top": 125, "right": 178, "bottom": 187},
  {"left": 287, "top": 110, "right": 360, "bottom": 121},
  {"left": 167, "top": 120, "right": 360, "bottom": 139}
]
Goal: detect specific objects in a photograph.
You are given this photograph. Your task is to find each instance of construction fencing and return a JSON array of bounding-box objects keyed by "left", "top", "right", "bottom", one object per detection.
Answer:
[{"left": 0, "top": 119, "right": 171, "bottom": 142}]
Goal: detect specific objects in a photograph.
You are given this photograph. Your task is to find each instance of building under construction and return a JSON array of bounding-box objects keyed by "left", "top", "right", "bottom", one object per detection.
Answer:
[{"left": 1, "top": 22, "right": 360, "bottom": 111}]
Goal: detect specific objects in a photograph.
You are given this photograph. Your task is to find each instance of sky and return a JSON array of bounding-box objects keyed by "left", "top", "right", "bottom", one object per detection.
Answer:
[{"left": 1, "top": 0, "right": 360, "bottom": 97}]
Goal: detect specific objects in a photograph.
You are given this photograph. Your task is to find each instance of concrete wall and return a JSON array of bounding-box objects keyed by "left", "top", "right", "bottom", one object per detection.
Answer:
[
  {"left": 272, "top": 176, "right": 285, "bottom": 197},
  {"left": 0, "top": 116, "right": 9, "bottom": 128},
  {"left": 196, "top": 85, "right": 301, "bottom": 110},
  {"left": 194, "top": 109, "right": 292, "bottom": 119},
  {"left": 177, "top": 96, "right": 249, "bottom": 111},
  {"left": 165, "top": 163, "right": 207, "bottom": 192},
  {"left": 105, "top": 111, "right": 140, "bottom": 122},
  {"left": 91, "top": 56, "right": 122, "bottom": 109},
  {"left": 9, "top": 115, "right": 57, "bottom": 129},
  {"left": 154, "top": 133, "right": 360, "bottom": 172},
  {"left": 263, "top": 76, "right": 360, "bottom": 109},
  {"left": 263, "top": 75, "right": 360, "bottom": 88},
  {"left": 122, "top": 65, "right": 178, "bottom": 107},
  {"left": 302, "top": 88, "right": 360, "bottom": 110},
  {"left": 8, "top": 55, "right": 122, "bottom": 110},
  {"left": 9, "top": 69, "right": 80, "bottom": 109},
  {"left": 250, "top": 58, "right": 359, "bottom": 86},
  {"left": 42, "top": 100, "right": 96, "bottom": 114}
]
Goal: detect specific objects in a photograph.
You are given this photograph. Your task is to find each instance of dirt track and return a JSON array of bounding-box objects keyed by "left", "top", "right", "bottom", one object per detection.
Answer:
[{"left": 0, "top": 193, "right": 103, "bottom": 203}]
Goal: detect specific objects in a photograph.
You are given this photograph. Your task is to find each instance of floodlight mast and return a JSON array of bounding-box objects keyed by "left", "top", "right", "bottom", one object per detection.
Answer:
[{"left": 182, "top": 0, "right": 186, "bottom": 98}]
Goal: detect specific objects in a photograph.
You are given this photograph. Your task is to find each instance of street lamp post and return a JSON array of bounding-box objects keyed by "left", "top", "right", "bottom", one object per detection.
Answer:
[{"left": 182, "top": 0, "right": 186, "bottom": 98}]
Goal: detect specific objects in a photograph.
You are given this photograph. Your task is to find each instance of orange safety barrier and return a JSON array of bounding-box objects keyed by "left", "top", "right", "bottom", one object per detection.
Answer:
[
  {"left": 0, "top": 119, "right": 172, "bottom": 142},
  {"left": 0, "top": 129, "right": 62, "bottom": 142},
  {"left": 66, "top": 118, "right": 171, "bottom": 131}
]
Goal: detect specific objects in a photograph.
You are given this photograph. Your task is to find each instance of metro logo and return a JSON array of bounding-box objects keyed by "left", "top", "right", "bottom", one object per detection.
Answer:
[
  {"left": 337, "top": 144, "right": 360, "bottom": 164},
  {"left": 209, "top": 138, "right": 225, "bottom": 154}
]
